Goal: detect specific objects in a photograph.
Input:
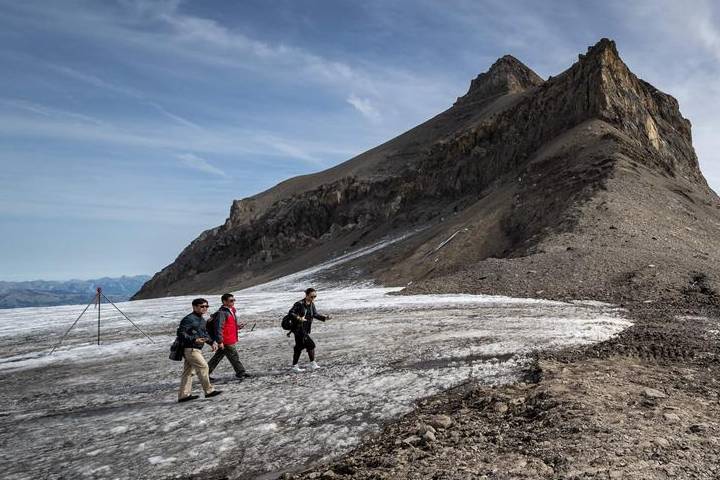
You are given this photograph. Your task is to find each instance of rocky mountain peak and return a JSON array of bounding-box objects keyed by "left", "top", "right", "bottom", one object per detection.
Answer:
[
  {"left": 581, "top": 37, "right": 621, "bottom": 64},
  {"left": 455, "top": 54, "right": 544, "bottom": 106},
  {"left": 133, "top": 38, "right": 719, "bottom": 301},
  {"left": 563, "top": 38, "right": 705, "bottom": 185},
  {"left": 571, "top": 38, "right": 636, "bottom": 97}
]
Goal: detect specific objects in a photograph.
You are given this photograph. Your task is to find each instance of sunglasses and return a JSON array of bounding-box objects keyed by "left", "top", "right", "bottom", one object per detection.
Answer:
[
  {"left": 309, "top": 295, "right": 317, "bottom": 298},
  {"left": 227, "top": 299, "right": 235, "bottom": 303},
  {"left": 199, "top": 305, "right": 209, "bottom": 308}
]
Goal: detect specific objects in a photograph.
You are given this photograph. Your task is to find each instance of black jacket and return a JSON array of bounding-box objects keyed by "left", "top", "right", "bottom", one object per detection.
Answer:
[
  {"left": 290, "top": 300, "right": 327, "bottom": 334},
  {"left": 176, "top": 312, "right": 210, "bottom": 349}
]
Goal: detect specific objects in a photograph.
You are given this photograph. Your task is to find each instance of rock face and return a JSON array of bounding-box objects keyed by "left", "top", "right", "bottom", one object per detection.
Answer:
[{"left": 133, "top": 38, "right": 720, "bottom": 300}]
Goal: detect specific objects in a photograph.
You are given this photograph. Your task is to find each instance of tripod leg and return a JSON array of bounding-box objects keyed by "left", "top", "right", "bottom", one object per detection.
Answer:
[
  {"left": 49, "top": 293, "right": 98, "bottom": 355},
  {"left": 101, "top": 293, "right": 155, "bottom": 343}
]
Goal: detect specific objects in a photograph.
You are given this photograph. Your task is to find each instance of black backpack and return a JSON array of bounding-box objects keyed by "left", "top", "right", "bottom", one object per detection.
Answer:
[
  {"left": 281, "top": 312, "right": 295, "bottom": 331},
  {"left": 206, "top": 309, "right": 222, "bottom": 338},
  {"left": 282, "top": 302, "right": 306, "bottom": 331},
  {"left": 169, "top": 337, "right": 184, "bottom": 361}
]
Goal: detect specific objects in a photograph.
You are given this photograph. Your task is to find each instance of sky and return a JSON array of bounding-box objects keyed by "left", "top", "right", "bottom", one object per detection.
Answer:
[{"left": 1, "top": 0, "right": 719, "bottom": 281}]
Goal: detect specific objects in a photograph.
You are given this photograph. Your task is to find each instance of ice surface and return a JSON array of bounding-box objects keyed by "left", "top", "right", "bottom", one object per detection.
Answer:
[{"left": 0, "top": 237, "right": 631, "bottom": 479}]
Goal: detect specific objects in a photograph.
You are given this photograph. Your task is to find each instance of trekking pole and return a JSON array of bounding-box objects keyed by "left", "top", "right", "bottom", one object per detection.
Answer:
[
  {"left": 100, "top": 292, "right": 155, "bottom": 343},
  {"left": 49, "top": 291, "right": 98, "bottom": 355},
  {"left": 239, "top": 322, "right": 256, "bottom": 336}
]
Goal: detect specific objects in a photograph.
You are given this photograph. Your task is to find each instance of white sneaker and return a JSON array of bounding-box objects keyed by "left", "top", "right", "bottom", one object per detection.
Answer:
[
  {"left": 309, "top": 361, "right": 322, "bottom": 370},
  {"left": 291, "top": 364, "right": 305, "bottom": 373}
]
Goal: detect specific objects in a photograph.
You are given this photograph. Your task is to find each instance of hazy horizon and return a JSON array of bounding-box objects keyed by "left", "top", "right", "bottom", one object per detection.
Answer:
[{"left": 0, "top": 274, "right": 151, "bottom": 283}]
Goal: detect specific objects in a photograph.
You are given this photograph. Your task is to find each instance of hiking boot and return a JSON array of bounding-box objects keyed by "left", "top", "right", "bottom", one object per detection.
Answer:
[
  {"left": 205, "top": 390, "right": 223, "bottom": 398},
  {"left": 178, "top": 394, "right": 199, "bottom": 403},
  {"left": 208, "top": 376, "right": 217, "bottom": 382},
  {"left": 309, "top": 361, "right": 322, "bottom": 370},
  {"left": 235, "top": 372, "right": 251, "bottom": 379},
  {"left": 291, "top": 364, "right": 305, "bottom": 373}
]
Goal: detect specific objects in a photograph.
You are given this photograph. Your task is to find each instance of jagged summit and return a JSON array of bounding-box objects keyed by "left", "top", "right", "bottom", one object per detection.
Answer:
[
  {"left": 582, "top": 37, "right": 620, "bottom": 61},
  {"left": 559, "top": 38, "right": 706, "bottom": 186},
  {"left": 134, "top": 39, "right": 720, "bottom": 302},
  {"left": 455, "top": 54, "right": 543, "bottom": 106}
]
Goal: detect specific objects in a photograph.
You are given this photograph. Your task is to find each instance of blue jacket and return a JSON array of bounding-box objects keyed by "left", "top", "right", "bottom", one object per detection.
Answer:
[{"left": 176, "top": 312, "right": 210, "bottom": 349}]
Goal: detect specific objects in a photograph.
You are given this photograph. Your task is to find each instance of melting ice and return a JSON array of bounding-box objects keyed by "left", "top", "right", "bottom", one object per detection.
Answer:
[{"left": 0, "top": 237, "right": 630, "bottom": 479}]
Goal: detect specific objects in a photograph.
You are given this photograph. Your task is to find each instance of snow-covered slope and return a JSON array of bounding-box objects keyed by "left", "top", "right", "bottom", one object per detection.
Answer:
[{"left": 0, "top": 239, "right": 630, "bottom": 479}]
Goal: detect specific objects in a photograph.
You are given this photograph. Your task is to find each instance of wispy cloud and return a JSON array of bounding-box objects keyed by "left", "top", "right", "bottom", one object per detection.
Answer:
[
  {"left": 0, "top": 111, "right": 359, "bottom": 166},
  {"left": 668, "top": 0, "right": 720, "bottom": 62},
  {"left": 146, "top": 102, "right": 203, "bottom": 130},
  {"left": 175, "top": 152, "right": 227, "bottom": 178},
  {"left": 252, "top": 134, "right": 328, "bottom": 166},
  {"left": 1, "top": 1, "right": 453, "bottom": 167},
  {"left": 47, "top": 63, "right": 145, "bottom": 98},
  {"left": 347, "top": 94, "right": 381, "bottom": 121},
  {"left": 150, "top": 3, "right": 455, "bottom": 118},
  {"left": 3, "top": 0, "right": 459, "bottom": 124},
  {"left": 0, "top": 98, "right": 105, "bottom": 125},
  {"left": 44, "top": 62, "right": 206, "bottom": 130}
]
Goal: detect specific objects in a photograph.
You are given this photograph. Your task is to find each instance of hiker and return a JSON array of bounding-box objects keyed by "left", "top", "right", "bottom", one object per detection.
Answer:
[
  {"left": 207, "top": 293, "right": 250, "bottom": 381},
  {"left": 176, "top": 298, "right": 223, "bottom": 403},
  {"left": 288, "top": 287, "right": 330, "bottom": 372}
]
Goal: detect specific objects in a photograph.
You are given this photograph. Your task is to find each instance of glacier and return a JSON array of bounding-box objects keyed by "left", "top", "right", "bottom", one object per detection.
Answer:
[{"left": 0, "top": 238, "right": 630, "bottom": 479}]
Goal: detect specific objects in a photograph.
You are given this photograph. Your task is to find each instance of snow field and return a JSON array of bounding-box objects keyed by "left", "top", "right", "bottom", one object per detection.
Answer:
[
  {"left": 0, "top": 237, "right": 630, "bottom": 478},
  {"left": 0, "top": 286, "right": 629, "bottom": 479}
]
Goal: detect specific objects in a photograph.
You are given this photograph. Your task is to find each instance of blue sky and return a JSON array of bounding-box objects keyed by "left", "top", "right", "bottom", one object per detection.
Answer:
[{"left": 1, "top": 0, "right": 719, "bottom": 281}]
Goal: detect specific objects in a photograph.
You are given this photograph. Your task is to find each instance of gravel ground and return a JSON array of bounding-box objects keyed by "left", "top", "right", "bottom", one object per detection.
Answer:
[{"left": 284, "top": 293, "right": 720, "bottom": 479}]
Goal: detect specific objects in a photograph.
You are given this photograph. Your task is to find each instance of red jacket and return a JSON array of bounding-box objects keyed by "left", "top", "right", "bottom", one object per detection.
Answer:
[{"left": 217, "top": 306, "right": 238, "bottom": 345}]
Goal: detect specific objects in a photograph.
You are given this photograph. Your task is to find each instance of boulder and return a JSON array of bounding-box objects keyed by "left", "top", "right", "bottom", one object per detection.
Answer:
[
  {"left": 642, "top": 388, "right": 667, "bottom": 399},
  {"left": 428, "top": 414, "right": 454, "bottom": 429}
]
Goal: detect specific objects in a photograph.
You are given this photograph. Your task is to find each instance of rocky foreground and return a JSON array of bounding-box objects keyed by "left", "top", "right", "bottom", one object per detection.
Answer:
[{"left": 277, "top": 295, "right": 720, "bottom": 479}]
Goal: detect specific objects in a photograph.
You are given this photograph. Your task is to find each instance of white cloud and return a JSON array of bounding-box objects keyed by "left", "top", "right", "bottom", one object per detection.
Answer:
[
  {"left": 175, "top": 152, "right": 226, "bottom": 177},
  {"left": 346, "top": 94, "right": 381, "bottom": 121}
]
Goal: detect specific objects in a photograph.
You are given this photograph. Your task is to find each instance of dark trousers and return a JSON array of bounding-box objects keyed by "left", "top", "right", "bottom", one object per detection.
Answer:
[
  {"left": 208, "top": 343, "right": 246, "bottom": 375},
  {"left": 292, "top": 330, "right": 316, "bottom": 365}
]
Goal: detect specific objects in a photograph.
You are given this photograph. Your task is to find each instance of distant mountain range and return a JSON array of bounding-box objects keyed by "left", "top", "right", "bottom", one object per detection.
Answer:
[{"left": 0, "top": 275, "right": 150, "bottom": 309}]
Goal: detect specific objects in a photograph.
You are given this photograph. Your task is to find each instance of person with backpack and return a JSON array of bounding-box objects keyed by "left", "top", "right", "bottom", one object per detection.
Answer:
[
  {"left": 176, "top": 298, "right": 223, "bottom": 403},
  {"left": 207, "top": 293, "right": 249, "bottom": 381},
  {"left": 287, "top": 288, "right": 330, "bottom": 372}
]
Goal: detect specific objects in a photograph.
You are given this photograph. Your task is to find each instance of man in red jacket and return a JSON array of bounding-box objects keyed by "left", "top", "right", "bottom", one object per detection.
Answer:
[{"left": 208, "top": 293, "right": 249, "bottom": 381}]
